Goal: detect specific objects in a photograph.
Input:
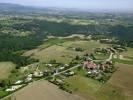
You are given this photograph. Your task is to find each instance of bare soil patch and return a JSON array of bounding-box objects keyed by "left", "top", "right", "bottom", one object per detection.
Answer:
[{"left": 10, "top": 80, "right": 85, "bottom": 100}]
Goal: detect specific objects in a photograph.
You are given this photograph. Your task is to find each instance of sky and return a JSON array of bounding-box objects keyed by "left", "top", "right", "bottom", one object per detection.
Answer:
[{"left": 0, "top": 0, "right": 133, "bottom": 11}]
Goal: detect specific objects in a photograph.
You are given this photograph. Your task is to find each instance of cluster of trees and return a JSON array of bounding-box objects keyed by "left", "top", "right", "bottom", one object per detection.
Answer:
[
  {"left": 13, "top": 19, "right": 133, "bottom": 41},
  {"left": 0, "top": 19, "right": 46, "bottom": 68},
  {"left": 115, "top": 40, "right": 133, "bottom": 48}
]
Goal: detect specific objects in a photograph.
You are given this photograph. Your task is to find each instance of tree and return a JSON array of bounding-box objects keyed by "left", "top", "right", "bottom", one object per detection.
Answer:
[
  {"left": 75, "top": 55, "right": 80, "bottom": 60},
  {"left": 0, "top": 80, "right": 7, "bottom": 87}
]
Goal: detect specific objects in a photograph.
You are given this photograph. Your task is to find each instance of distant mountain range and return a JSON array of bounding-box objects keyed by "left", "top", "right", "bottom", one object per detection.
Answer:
[
  {"left": 0, "top": 3, "right": 65, "bottom": 15},
  {"left": 0, "top": 3, "right": 132, "bottom": 16},
  {"left": 0, "top": 3, "right": 35, "bottom": 11}
]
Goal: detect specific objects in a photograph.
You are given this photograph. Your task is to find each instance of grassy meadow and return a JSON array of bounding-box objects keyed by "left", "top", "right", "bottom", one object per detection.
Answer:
[{"left": 24, "top": 39, "right": 108, "bottom": 63}]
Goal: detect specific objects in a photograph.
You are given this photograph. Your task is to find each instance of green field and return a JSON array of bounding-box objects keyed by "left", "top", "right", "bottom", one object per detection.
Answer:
[
  {"left": 0, "top": 62, "right": 16, "bottom": 99},
  {"left": 121, "top": 48, "right": 133, "bottom": 58},
  {"left": 113, "top": 59, "right": 133, "bottom": 65},
  {"left": 64, "top": 74, "right": 103, "bottom": 100},
  {"left": 113, "top": 48, "right": 133, "bottom": 65}
]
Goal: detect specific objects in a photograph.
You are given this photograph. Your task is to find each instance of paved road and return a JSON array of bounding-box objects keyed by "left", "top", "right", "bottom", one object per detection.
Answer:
[{"left": 53, "top": 64, "right": 81, "bottom": 76}]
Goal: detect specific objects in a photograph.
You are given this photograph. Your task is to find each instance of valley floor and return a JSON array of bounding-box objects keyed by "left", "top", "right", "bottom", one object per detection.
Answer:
[{"left": 2, "top": 38, "right": 133, "bottom": 100}]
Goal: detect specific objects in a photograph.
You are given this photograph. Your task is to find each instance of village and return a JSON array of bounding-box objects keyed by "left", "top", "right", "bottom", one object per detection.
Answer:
[{"left": 4, "top": 43, "right": 126, "bottom": 94}]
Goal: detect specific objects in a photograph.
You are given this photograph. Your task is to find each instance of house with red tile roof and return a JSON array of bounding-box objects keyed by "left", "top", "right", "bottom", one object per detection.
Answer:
[{"left": 83, "top": 60, "right": 97, "bottom": 70}]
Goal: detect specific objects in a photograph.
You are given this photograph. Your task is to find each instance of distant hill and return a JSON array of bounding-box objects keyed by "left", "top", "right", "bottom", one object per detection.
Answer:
[
  {"left": 0, "top": 3, "right": 24, "bottom": 9},
  {"left": 0, "top": 3, "right": 34, "bottom": 12},
  {"left": 0, "top": 3, "right": 58, "bottom": 15}
]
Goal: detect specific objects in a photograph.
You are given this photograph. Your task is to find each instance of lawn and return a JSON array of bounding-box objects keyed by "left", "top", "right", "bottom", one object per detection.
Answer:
[
  {"left": 64, "top": 74, "right": 103, "bottom": 100},
  {"left": 0, "top": 62, "right": 16, "bottom": 79}
]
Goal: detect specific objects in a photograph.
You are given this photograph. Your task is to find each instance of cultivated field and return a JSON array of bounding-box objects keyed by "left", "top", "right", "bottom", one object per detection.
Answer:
[
  {"left": 24, "top": 45, "right": 81, "bottom": 63},
  {"left": 8, "top": 80, "right": 85, "bottom": 100},
  {"left": 24, "top": 39, "right": 108, "bottom": 63},
  {"left": 0, "top": 62, "right": 16, "bottom": 79},
  {"left": 108, "top": 63, "right": 133, "bottom": 99}
]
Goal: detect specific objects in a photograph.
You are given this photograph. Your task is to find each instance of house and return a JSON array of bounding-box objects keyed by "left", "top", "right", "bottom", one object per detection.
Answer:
[
  {"left": 99, "top": 64, "right": 106, "bottom": 71},
  {"left": 15, "top": 80, "right": 23, "bottom": 85},
  {"left": 50, "top": 78, "right": 64, "bottom": 85},
  {"left": 86, "top": 57, "right": 93, "bottom": 61},
  {"left": 112, "top": 45, "right": 126, "bottom": 52},
  {"left": 46, "top": 64, "right": 53, "bottom": 67},
  {"left": 26, "top": 77, "right": 32, "bottom": 82},
  {"left": 98, "top": 62, "right": 110, "bottom": 71},
  {"left": 107, "top": 47, "right": 117, "bottom": 53},
  {"left": 33, "top": 71, "right": 43, "bottom": 77},
  {"left": 59, "top": 67, "right": 65, "bottom": 70},
  {"left": 88, "top": 69, "right": 99, "bottom": 74},
  {"left": 63, "top": 71, "right": 75, "bottom": 77},
  {"left": 6, "top": 85, "right": 23, "bottom": 92},
  {"left": 56, "top": 79, "right": 64, "bottom": 85},
  {"left": 100, "top": 38, "right": 112, "bottom": 43},
  {"left": 28, "top": 74, "right": 33, "bottom": 78},
  {"left": 64, "top": 64, "right": 69, "bottom": 67},
  {"left": 83, "top": 60, "right": 97, "bottom": 70},
  {"left": 25, "top": 74, "right": 33, "bottom": 82}
]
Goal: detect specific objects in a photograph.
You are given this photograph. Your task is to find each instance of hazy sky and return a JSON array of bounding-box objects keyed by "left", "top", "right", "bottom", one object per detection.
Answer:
[{"left": 0, "top": 0, "right": 133, "bottom": 11}]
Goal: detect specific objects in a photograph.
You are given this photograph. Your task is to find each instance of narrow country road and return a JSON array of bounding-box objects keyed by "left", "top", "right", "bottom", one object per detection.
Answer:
[
  {"left": 106, "top": 53, "right": 114, "bottom": 61},
  {"left": 53, "top": 64, "right": 81, "bottom": 76}
]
